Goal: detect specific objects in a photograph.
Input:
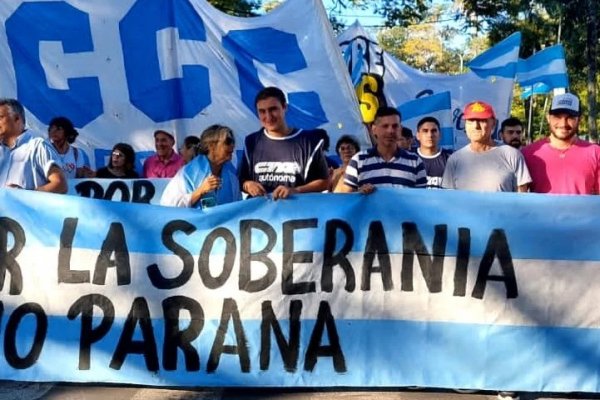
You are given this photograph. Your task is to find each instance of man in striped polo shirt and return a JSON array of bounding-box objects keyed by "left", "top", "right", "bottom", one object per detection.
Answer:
[{"left": 335, "top": 106, "right": 426, "bottom": 194}]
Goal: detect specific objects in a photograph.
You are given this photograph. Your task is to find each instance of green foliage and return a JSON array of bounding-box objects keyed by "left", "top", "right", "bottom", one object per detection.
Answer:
[
  {"left": 375, "top": 0, "right": 432, "bottom": 27},
  {"left": 459, "top": 0, "right": 599, "bottom": 138},
  {"left": 208, "top": 0, "right": 260, "bottom": 16},
  {"left": 377, "top": 4, "right": 470, "bottom": 73},
  {"left": 262, "top": 0, "right": 281, "bottom": 13}
]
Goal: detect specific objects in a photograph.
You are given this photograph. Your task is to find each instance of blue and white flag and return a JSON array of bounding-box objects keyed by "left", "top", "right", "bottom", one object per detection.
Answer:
[
  {"left": 517, "top": 44, "right": 569, "bottom": 98},
  {"left": 398, "top": 92, "right": 454, "bottom": 148},
  {"left": 0, "top": 0, "right": 368, "bottom": 167},
  {"left": 3, "top": 187, "right": 600, "bottom": 392},
  {"left": 520, "top": 82, "right": 551, "bottom": 99},
  {"left": 338, "top": 22, "right": 520, "bottom": 149},
  {"left": 467, "top": 32, "right": 521, "bottom": 79}
]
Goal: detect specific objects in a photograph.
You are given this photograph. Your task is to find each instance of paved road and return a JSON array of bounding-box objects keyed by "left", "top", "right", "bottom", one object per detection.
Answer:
[{"left": 2, "top": 382, "right": 600, "bottom": 400}]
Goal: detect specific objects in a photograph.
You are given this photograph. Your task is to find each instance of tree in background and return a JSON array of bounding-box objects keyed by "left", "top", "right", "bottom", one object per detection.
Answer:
[
  {"left": 208, "top": 0, "right": 260, "bottom": 16},
  {"left": 458, "top": 0, "right": 599, "bottom": 141},
  {"left": 377, "top": 5, "right": 462, "bottom": 73}
]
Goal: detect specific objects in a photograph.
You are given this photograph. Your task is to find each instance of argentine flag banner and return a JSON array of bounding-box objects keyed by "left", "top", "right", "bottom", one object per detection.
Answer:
[
  {"left": 517, "top": 44, "right": 569, "bottom": 98},
  {"left": 467, "top": 32, "right": 521, "bottom": 79},
  {"left": 398, "top": 92, "right": 454, "bottom": 148},
  {"left": 339, "top": 23, "right": 520, "bottom": 149},
  {"left": 2, "top": 188, "right": 600, "bottom": 392}
]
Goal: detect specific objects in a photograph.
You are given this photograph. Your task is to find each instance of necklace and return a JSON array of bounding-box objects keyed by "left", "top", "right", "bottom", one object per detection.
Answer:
[{"left": 557, "top": 144, "right": 572, "bottom": 159}]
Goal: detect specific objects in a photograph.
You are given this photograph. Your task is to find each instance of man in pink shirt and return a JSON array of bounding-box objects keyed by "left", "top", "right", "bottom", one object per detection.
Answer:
[
  {"left": 522, "top": 92, "right": 600, "bottom": 194},
  {"left": 143, "top": 130, "right": 185, "bottom": 178}
]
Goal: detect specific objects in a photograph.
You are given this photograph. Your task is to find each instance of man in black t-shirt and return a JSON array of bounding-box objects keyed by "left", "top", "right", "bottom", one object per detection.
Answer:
[
  {"left": 239, "top": 86, "right": 329, "bottom": 199},
  {"left": 415, "top": 116, "right": 452, "bottom": 189}
]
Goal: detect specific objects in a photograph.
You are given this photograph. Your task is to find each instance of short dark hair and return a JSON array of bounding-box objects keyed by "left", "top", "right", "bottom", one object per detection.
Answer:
[
  {"left": 314, "top": 129, "right": 331, "bottom": 152},
  {"left": 401, "top": 126, "right": 413, "bottom": 139},
  {"left": 183, "top": 135, "right": 200, "bottom": 149},
  {"left": 374, "top": 106, "right": 401, "bottom": 122},
  {"left": 417, "top": 116, "right": 441, "bottom": 131},
  {"left": 255, "top": 86, "right": 287, "bottom": 107},
  {"left": 501, "top": 117, "right": 523, "bottom": 132},
  {"left": 49, "top": 116, "right": 79, "bottom": 144},
  {"left": 335, "top": 135, "right": 360, "bottom": 155},
  {"left": 0, "top": 98, "right": 25, "bottom": 125}
]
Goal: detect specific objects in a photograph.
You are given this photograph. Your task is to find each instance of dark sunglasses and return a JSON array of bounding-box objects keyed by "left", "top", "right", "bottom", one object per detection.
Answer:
[{"left": 223, "top": 137, "right": 235, "bottom": 146}]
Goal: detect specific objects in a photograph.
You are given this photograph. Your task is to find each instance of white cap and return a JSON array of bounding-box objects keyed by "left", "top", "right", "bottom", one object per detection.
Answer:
[{"left": 550, "top": 93, "right": 580, "bottom": 116}]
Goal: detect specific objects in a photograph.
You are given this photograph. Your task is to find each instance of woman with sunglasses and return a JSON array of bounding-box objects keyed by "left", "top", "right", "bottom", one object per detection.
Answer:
[
  {"left": 96, "top": 143, "right": 139, "bottom": 179},
  {"left": 161, "top": 124, "right": 240, "bottom": 209}
]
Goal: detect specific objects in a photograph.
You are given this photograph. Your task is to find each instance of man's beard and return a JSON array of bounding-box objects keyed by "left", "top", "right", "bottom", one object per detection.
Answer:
[
  {"left": 509, "top": 139, "right": 522, "bottom": 149},
  {"left": 551, "top": 129, "right": 577, "bottom": 142}
]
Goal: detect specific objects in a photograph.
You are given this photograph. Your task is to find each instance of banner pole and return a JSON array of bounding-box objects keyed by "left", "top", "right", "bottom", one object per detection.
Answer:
[{"left": 527, "top": 96, "right": 534, "bottom": 144}]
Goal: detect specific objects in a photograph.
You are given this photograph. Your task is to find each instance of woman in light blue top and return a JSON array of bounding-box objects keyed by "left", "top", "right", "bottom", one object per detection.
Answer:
[{"left": 160, "top": 124, "right": 241, "bottom": 209}]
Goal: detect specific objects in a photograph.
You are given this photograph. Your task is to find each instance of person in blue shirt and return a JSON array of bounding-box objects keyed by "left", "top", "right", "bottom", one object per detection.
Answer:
[
  {"left": 161, "top": 124, "right": 241, "bottom": 209},
  {"left": 0, "top": 98, "right": 67, "bottom": 193}
]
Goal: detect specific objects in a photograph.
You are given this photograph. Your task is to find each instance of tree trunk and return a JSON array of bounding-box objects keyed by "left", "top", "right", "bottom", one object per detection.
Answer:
[{"left": 587, "top": 0, "right": 598, "bottom": 142}]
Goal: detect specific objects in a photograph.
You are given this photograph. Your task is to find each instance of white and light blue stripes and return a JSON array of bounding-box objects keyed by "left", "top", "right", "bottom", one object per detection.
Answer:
[
  {"left": 517, "top": 44, "right": 569, "bottom": 98},
  {"left": 467, "top": 32, "right": 521, "bottom": 79}
]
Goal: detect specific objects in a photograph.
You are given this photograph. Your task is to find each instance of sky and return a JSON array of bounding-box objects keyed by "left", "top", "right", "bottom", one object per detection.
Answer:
[
  {"left": 319, "top": 0, "right": 469, "bottom": 49},
  {"left": 321, "top": 0, "right": 385, "bottom": 29}
]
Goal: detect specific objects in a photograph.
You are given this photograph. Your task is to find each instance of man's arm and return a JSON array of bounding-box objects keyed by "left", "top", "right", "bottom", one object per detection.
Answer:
[
  {"left": 295, "top": 177, "right": 329, "bottom": 193},
  {"left": 514, "top": 150, "right": 532, "bottom": 192},
  {"left": 238, "top": 138, "right": 268, "bottom": 197},
  {"left": 334, "top": 182, "right": 355, "bottom": 193},
  {"left": 37, "top": 165, "right": 67, "bottom": 194}
]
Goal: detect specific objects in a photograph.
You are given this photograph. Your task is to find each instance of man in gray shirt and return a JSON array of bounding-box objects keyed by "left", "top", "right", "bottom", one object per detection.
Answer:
[{"left": 442, "top": 101, "right": 531, "bottom": 192}]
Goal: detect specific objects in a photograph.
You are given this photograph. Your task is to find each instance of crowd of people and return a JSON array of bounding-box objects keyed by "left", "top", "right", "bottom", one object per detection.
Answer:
[
  {"left": 0, "top": 86, "right": 596, "bottom": 400},
  {"left": 0, "top": 88, "right": 598, "bottom": 208}
]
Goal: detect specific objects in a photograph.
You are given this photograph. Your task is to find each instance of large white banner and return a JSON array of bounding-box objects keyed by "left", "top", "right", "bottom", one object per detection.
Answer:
[
  {"left": 2, "top": 188, "right": 600, "bottom": 392},
  {"left": 338, "top": 22, "right": 520, "bottom": 148},
  {"left": 0, "top": 0, "right": 368, "bottom": 168}
]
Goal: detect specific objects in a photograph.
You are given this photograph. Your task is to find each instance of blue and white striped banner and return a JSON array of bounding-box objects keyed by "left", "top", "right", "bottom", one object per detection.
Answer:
[
  {"left": 1, "top": 188, "right": 600, "bottom": 392},
  {"left": 520, "top": 82, "right": 551, "bottom": 99},
  {"left": 338, "top": 23, "right": 520, "bottom": 149},
  {"left": 68, "top": 178, "right": 169, "bottom": 205},
  {"left": 398, "top": 92, "right": 454, "bottom": 148},
  {"left": 517, "top": 44, "right": 569, "bottom": 95},
  {"left": 468, "top": 32, "right": 521, "bottom": 79}
]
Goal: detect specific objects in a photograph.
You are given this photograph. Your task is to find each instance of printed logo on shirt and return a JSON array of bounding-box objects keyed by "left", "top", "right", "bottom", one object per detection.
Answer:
[
  {"left": 255, "top": 162, "right": 301, "bottom": 174},
  {"left": 427, "top": 176, "right": 443, "bottom": 189},
  {"left": 62, "top": 162, "right": 76, "bottom": 174},
  {"left": 255, "top": 161, "right": 301, "bottom": 184}
]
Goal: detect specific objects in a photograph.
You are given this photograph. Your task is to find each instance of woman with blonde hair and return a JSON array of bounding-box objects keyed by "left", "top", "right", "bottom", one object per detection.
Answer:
[{"left": 161, "top": 124, "right": 241, "bottom": 209}]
